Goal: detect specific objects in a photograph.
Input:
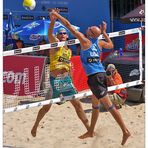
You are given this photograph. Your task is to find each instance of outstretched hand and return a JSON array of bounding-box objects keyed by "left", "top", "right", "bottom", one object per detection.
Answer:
[
  {"left": 49, "top": 8, "right": 60, "bottom": 21},
  {"left": 99, "top": 21, "right": 107, "bottom": 33}
]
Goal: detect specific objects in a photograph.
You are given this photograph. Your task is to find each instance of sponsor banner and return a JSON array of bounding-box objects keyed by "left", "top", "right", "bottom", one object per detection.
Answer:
[
  {"left": 3, "top": 55, "right": 90, "bottom": 96},
  {"left": 21, "top": 15, "right": 34, "bottom": 20},
  {"left": 125, "top": 34, "right": 145, "bottom": 51},
  {"left": 71, "top": 56, "right": 89, "bottom": 91},
  {"left": 48, "top": 7, "right": 68, "bottom": 13},
  {"left": 129, "top": 17, "right": 145, "bottom": 22},
  {"left": 3, "top": 55, "right": 46, "bottom": 96}
]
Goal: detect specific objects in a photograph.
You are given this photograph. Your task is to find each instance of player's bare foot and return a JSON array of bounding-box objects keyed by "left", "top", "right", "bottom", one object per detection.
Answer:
[
  {"left": 121, "top": 129, "right": 131, "bottom": 145},
  {"left": 31, "top": 126, "right": 37, "bottom": 137},
  {"left": 78, "top": 131, "right": 95, "bottom": 139}
]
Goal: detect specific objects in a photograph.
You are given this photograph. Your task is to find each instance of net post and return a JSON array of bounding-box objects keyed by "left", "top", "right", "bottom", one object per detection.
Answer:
[{"left": 138, "top": 28, "right": 143, "bottom": 82}]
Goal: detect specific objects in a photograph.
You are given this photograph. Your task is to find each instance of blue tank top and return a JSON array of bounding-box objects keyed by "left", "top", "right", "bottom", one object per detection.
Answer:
[{"left": 80, "top": 38, "right": 105, "bottom": 76}]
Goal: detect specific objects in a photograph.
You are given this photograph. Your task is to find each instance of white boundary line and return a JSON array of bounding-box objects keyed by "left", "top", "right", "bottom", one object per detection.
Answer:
[
  {"left": 3, "top": 27, "right": 141, "bottom": 56},
  {"left": 3, "top": 80, "right": 143, "bottom": 113}
]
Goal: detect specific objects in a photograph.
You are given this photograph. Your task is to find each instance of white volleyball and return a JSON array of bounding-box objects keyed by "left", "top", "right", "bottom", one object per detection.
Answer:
[{"left": 23, "top": 0, "right": 36, "bottom": 11}]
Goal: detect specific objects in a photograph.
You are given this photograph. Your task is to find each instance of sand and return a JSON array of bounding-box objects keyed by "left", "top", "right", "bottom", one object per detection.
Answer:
[{"left": 3, "top": 99, "right": 145, "bottom": 148}]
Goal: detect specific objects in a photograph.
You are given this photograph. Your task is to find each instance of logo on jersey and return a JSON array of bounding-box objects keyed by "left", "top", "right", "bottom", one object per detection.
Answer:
[
  {"left": 58, "top": 56, "right": 70, "bottom": 63},
  {"left": 87, "top": 57, "right": 100, "bottom": 63}
]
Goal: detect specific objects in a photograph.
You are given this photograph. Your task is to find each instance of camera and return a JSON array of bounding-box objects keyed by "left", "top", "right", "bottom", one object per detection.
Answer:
[{"left": 106, "top": 70, "right": 111, "bottom": 76}]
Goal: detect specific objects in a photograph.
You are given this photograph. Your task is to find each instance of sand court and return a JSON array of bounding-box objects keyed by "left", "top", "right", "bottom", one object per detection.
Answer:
[{"left": 3, "top": 99, "right": 145, "bottom": 148}]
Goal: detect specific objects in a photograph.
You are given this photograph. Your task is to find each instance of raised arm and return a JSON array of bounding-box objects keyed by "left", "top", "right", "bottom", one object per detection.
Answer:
[
  {"left": 48, "top": 11, "right": 59, "bottom": 43},
  {"left": 99, "top": 21, "right": 114, "bottom": 50},
  {"left": 50, "top": 9, "right": 90, "bottom": 49}
]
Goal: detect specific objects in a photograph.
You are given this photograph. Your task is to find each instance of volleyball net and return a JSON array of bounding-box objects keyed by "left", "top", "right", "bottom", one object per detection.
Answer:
[{"left": 3, "top": 27, "right": 144, "bottom": 113}]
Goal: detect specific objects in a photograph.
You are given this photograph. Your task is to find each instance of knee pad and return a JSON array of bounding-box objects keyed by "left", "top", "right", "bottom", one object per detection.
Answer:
[
  {"left": 92, "top": 105, "right": 100, "bottom": 110},
  {"left": 107, "top": 104, "right": 115, "bottom": 111}
]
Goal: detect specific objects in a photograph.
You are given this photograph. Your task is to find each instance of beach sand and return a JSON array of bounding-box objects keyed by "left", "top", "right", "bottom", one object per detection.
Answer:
[{"left": 3, "top": 99, "right": 145, "bottom": 148}]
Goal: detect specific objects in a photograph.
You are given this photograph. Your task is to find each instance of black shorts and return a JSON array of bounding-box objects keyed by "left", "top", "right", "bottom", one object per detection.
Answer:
[{"left": 87, "top": 72, "right": 108, "bottom": 99}]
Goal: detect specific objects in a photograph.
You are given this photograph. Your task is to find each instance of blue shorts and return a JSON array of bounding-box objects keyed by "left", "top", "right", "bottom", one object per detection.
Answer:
[{"left": 50, "top": 75, "right": 77, "bottom": 98}]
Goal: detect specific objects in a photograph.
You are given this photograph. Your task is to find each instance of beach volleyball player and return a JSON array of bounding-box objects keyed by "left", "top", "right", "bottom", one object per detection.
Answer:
[
  {"left": 50, "top": 9, "right": 131, "bottom": 145},
  {"left": 31, "top": 9, "right": 90, "bottom": 137}
]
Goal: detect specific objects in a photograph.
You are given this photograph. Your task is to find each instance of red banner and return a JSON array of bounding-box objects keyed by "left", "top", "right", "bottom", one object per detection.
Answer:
[
  {"left": 71, "top": 56, "right": 89, "bottom": 91},
  {"left": 3, "top": 55, "right": 88, "bottom": 96},
  {"left": 3, "top": 55, "right": 46, "bottom": 96},
  {"left": 125, "top": 34, "right": 145, "bottom": 51}
]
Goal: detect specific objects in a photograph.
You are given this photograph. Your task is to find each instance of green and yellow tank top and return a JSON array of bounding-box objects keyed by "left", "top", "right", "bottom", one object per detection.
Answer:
[{"left": 50, "top": 47, "right": 71, "bottom": 71}]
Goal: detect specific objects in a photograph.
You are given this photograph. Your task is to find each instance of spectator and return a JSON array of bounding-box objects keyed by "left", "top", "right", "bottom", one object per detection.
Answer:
[
  {"left": 37, "top": 38, "right": 49, "bottom": 57},
  {"left": 38, "top": 38, "right": 47, "bottom": 45},
  {"left": 100, "top": 64, "right": 128, "bottom": 111},
  {"left": 15, "top": 38, "right": 24, "bottom": 48}
]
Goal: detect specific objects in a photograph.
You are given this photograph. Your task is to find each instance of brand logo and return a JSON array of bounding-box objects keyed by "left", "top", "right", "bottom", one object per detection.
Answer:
[
  {"left": 54, "top": 22, "right": 62, "bottom": 28},
  {"left": 3, "top": 71, "right": 26, "bottom": 84},
  {"left": 33, "top": 45, "right": 40, "bottom": 51},
  {"left": 14, "top": 48, "right": 22, "bottom": 54},
  {"left": 119, "top": 31, "right": 125, "bottom": 36},
  {"left": 87, "top": 57, "right": 100, "bottom": 63},
  {"left": 68, "top": 39, "right": 75, "bottom": 45},
  {"left": 129, "top": 69, "right": 140, "bottom": 76},
  {"left": 139, "top": 9, "right": 144, "bottom": 15},
  {"left": 126, "top": 38, "right": 139, "bottom": 51},
  {"left": 51, "top": 42, "right": 58, "bottom": 48},
  {"left": 129, "top": 17, "right": 145, "bottom": 22},
  {"left": 23, "top": 21, "right": 40, "bottom": 29},
  {"left": 90, "top": 51, "right": 99, "bottom": 56},
  {"left": 29, "top": 34, "right": 41, "bottom": 40}
]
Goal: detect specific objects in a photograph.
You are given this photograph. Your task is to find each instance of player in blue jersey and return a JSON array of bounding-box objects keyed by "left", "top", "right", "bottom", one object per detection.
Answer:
[{"left": 50, "top": 9, "right": 131, "bottom": 145}]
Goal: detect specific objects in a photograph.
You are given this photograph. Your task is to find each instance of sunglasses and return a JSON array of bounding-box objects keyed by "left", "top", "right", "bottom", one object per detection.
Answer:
[{"left": 58, "top": 32, "right": 67, "bottom": 35}]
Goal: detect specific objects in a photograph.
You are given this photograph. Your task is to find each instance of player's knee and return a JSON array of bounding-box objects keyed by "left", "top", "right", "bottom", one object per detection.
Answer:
[
  {"left": 107, "top": 104, "right": 115, "bottom": 112},
  {"left": 92, "top": 105, "right": 100, "bottom": 110}
]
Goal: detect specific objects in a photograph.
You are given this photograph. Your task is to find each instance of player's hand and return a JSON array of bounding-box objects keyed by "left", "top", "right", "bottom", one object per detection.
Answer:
[
  {"left": 99, "top": 21, "right": 107, "bottom": 33},
  {"left": 49, "top": 8, "right": 60, "bottom": 21}
]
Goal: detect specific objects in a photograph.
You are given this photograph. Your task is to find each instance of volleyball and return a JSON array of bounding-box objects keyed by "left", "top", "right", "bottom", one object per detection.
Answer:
[{"left": 23, "top": 0, "right": 36, "bottom": 11}]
